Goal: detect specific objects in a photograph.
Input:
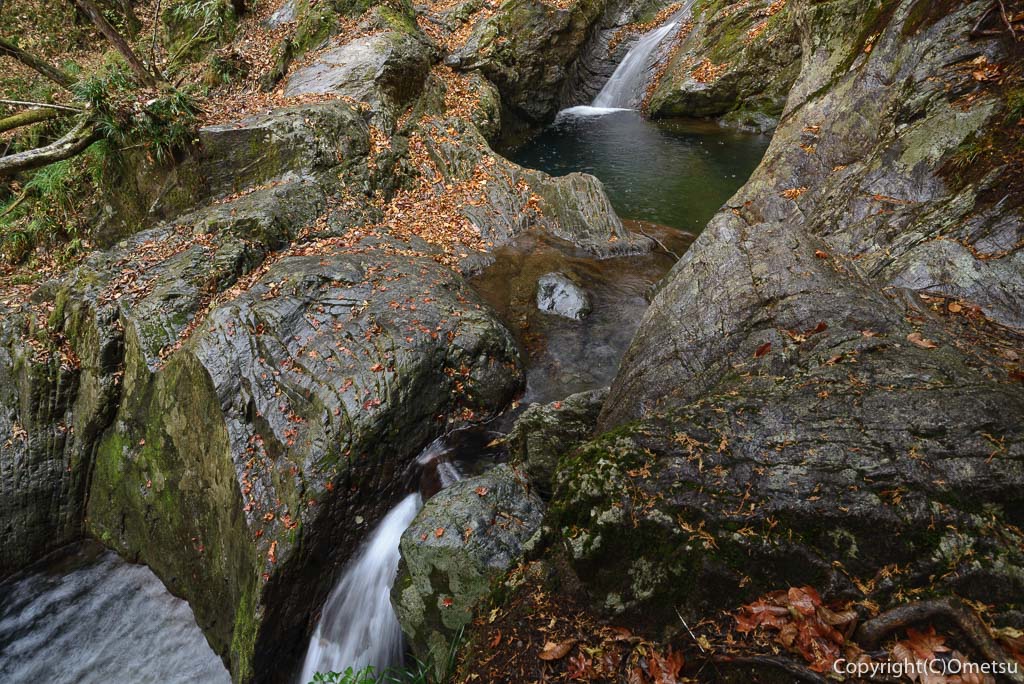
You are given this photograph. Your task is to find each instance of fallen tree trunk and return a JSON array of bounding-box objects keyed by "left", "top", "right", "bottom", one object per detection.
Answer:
[
  {"left": 0, "top": 118, "right": 98, "bottom": 176},
  {"left": 0, "top": 108, "right": 63, "bottom": 135}
]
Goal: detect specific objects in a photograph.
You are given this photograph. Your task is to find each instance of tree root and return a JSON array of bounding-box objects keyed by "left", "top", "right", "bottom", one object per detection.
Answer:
[{"left": 855, "top": 597, "right": 1024, "bottom": 684}]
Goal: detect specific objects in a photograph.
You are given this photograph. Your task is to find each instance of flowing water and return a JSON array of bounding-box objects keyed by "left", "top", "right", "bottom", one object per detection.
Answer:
[
  {"left": 3, "top": 16, "right": 773, "bottom": 684},
  {"left": 592, "top": 12, "right": 686, "bottom": 109},
  {"left": 299, "top": 493, "right": 424, "bottom": 682},
  {"left": 0, "top": 542, "right": 229, "bottom": 684}
]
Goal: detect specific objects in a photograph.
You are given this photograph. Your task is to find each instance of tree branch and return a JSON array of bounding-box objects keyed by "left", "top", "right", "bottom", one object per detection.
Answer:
[
  {"left": 0, "top": 99, "right": 84, "bottom": 113},
  {"left": 0, "top": 118, "right": 98, "bottom": 176},
  {"left": 71, "top": 0, "right": 158, "bottom": 86},
  {"left": 0, "top": 108, "right": 64, "bottom": 135},
  {"left": 0, "top": 38, "right": 76, "bottom": 89}
]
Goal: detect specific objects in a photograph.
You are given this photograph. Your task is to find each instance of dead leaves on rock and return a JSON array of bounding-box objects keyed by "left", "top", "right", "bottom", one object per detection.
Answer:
[
  {"left": 907, "top": 331, "right": 940, "bottom": 349},
  {"left": 539, "top": 640, "right": 576, "bottom": 661}
]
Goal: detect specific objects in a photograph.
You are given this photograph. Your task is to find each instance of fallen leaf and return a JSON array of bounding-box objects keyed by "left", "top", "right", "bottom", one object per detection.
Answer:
[
  {"left": 754, "top": 342, "right": 772, "bottom": 358},
  {"left": 538, "top": 640, "right": 575, "bottom": 661},
  {"left": 907, "top": 332, "right": 938, "bottom": 349},
  {"left": 435, "top": 527, "right": 445, "bottom": 538},
  {"left": 475, "top": 486, "right": 489, "bottom": 496},
  {"left": 814, "top": 249, "right": 830, "bottom": 259}
]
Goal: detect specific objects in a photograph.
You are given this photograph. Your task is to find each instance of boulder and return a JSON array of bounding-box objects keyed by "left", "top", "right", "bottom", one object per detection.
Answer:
[
  {"left": 450, "top": 0, "right": 607, "bottom": 129},
  {"left": 284, "top": 31, "right": 433, "bottom": 129},
  {"left": 393, "top": 464, "right": 545, "bottom": 675},
  {"left": 508, "top": 388, "right": 607, "bottom": 498},
  {"left": 536, "top": 272, "right": 592, "bottom": 320},
  {"left": 81, "top": 227, "right": 522, "bottom": 680},
  {"left": 646, "top": 0, "right": 801, "bottom": 124}
]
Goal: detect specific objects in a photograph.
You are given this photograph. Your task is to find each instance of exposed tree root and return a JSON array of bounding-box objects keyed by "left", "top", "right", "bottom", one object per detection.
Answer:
[{"left": 855, "top": 598, "right": 1024, "bottom": 684}]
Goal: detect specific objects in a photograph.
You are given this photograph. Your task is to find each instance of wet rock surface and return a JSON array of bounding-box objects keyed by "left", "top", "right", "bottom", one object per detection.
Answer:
[
  {"left": 393, "top": 463, "right": 544, "bottom": 675},
  {"left": 536, "top": 272, "right": 592, "bottom": 320},
  {"left": 508, "top": 388, "right": 606, "bottom": 498},
  {"left": 574, "top": 0, "right": 1024, "bottom": 625},
  {"left": 646, "top": 0, "right": 801, "bottom": 125}
]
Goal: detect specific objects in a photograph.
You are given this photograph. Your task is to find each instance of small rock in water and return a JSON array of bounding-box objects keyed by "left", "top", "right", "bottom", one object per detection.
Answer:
[{"left": 536, "top": 273, "right": 591, "bottom": 320}]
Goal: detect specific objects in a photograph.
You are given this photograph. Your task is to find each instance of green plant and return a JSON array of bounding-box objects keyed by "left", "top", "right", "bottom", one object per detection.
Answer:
[
  {"left": 1005, "top": 88, "right": 1024, "bottom": 125},
  {"left": 166, "top": 0, "right": 238, "bottom": 64},
  {"left": 73, "top": 66, "right": 199, "bottom": 165}
]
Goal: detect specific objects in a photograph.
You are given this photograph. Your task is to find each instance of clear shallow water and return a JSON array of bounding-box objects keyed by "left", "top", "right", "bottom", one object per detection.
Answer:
[
  {"left": 0, "top": 542, "right": 229, "bottom": 684},
  {"left": 472, "top": 225, "right": 692, "bottom": 406},
  {"left": 510, "top": 110, "right": 770, "bottom": 232}
]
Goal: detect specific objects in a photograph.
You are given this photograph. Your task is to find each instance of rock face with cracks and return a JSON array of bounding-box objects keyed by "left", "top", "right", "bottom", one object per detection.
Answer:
[
  {"left": 550, "top": 0, "right": 1024, "bottom": 630},
  {"left": 393, "top": 464, "right": 545, "bottom": 677},
  {"left": 0, "top": 6, "right": 644, "bottom": 678}
]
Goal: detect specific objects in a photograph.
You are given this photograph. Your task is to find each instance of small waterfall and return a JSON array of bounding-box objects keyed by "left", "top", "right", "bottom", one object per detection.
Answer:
[
  {"left": 573, "top": 1, "right": 696, "bottom": 113},
  {"left": 592, "top": 19, "right": 680, "bottom": 109},
  {"left": 298, "top": 494, "right": 422, "bottom": 683},
  {"left": 299, "top": 438, "right": 469, "bottom": 683}
]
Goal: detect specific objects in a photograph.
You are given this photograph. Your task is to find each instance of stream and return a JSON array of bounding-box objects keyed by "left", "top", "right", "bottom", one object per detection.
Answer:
[
  {"left": 0, "top": 542, "right": 229, "bottom": 683},
  {"left": 0, "top": 15, "right": 770, "bottom": 684}
]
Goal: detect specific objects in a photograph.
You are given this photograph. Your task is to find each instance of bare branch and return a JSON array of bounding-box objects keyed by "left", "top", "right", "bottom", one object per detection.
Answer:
[
  {"left": 0, "top": 38, "right": 76, "bottom": 89},
  {"left": 71, "top": 0, "right": 159, "bottom": 86},
  {"left": 0, "top": 99, "right": 84, "bottom": 113},
  {"left": 0, "top": 118, "right": 98, "bottom": 177}
]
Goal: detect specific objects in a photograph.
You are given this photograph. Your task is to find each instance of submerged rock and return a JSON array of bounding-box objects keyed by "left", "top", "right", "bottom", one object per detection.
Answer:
[
  {"left": 393, "top": 464, "right": 544, "bottom": 677},
  {"left": 536, "top": 272, "right": 592, "bottom": 320}
]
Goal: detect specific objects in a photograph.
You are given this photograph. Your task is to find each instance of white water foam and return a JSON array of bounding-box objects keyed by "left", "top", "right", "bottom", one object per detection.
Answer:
[{"left": 298, "top": 493, "right": 423, "bottom": 683}]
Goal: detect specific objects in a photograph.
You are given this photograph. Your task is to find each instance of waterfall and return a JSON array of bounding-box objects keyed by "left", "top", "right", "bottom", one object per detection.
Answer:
[
  {"left": 299, "top": 438, "right": 468, "bottom": 683},
  {"left": 298, "top": 494, "right": 422, "bottom": 683},
  {"left": 592, "top": 19, "right": 681, "bottom": 109}
]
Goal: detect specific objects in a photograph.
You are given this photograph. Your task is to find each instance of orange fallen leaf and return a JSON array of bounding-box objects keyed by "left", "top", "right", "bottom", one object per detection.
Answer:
[
  {"left": 754, "top": 342, "right": 772, "bottom": 358},
  {"left": 435, "top": 527, "right": 445, "bottom": 538},
  {"left": 538, "top": 640, "right": 575, "bottom": 661},
  {"left": 907, "top": 332, "right": 938, "bottom": 349}
]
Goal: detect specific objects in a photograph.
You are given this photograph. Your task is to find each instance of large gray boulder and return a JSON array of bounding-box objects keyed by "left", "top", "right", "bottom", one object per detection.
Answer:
[
  {"left": 536, "top": 272, "right": 592, "bottom": 320},
  {"left": 393, "top": 464, "right": 544, "bottom": 675},
  {"left": 284, "top": 31, "right": 432, "bottom": 129},
  {"left": 552, "top": 0, "right": 1024, "bottom": 630}
]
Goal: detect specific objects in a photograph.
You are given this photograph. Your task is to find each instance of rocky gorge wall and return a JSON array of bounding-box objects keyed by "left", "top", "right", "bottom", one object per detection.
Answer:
[
  {"left": 3, "top": 0, "right": 1023, "bottom": 681},
  {"left": 0, "top": 0, "right": 652, "bottom": 679},
  {"left": 563, "top": 0, "right": 1024, "bottom": 649},
  {"left": 385, "top": 0, "right": 1024, "bottom": 679}
]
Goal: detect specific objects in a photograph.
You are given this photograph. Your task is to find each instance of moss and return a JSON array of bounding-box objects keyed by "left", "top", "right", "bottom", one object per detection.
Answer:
[
  {"left": 87, "top": 349, "right": 259, "bottom": 665},
  {"left": 230, "top": 578, "right": 262, "bottom": 682}
]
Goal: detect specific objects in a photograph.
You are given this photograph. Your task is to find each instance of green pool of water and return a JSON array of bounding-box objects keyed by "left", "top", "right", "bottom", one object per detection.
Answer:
[{"left": 509, "top": 109, "right": 770, "bottom": 232}]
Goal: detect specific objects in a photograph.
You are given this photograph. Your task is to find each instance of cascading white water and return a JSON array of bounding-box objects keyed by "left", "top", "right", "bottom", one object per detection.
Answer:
[
  {"left": 592, "top": 19, "right": 681, "bottom": 109},
  {"left": 298, "top": 438, "right": 467, "bottom": 684},
  {"left": 298, "top": 494, "right": 422, "bottom": 683}
]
